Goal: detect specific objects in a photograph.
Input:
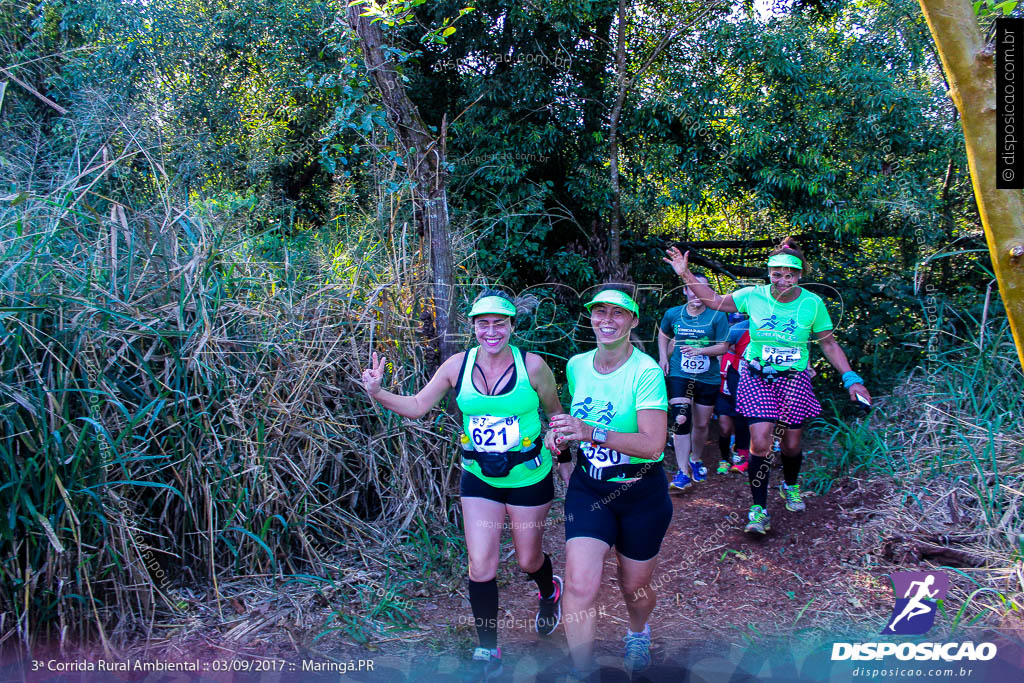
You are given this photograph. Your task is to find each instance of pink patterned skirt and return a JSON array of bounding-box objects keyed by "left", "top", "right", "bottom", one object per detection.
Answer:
[{"left": 736, "top": 363, "right": 822, "bottom": 427}]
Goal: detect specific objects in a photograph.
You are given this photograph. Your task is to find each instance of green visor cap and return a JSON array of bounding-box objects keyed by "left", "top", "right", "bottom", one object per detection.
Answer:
[
  {"left": 468, "top": 295, "right": 517, "bottom": 318},
  {"left": 584, "top": 289, "right": 640, "bottom": 316},
  {"left": 767, "top": 253, "right": 803, "bottom": 270}
]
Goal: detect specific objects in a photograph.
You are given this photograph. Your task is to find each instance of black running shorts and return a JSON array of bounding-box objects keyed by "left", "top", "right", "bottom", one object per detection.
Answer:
[
  {"left": 564, "top": 467, "right": 673, "bottom": 562},
  {"left": 459, "top": 468, "right": 554, "bottom": 507},
  {"left": 667, "top": 376, "right": 718, "bottom": 407}
]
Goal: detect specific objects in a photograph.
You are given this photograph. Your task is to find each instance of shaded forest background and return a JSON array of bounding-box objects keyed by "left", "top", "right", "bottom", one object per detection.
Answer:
[{"left": 1, "top": 0, "right": 1021, "bottom": 655}]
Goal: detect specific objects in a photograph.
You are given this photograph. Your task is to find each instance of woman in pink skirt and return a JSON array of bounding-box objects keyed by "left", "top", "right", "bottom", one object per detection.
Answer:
[{"left": 664, "top": 238, "right": 871, "bottom": 534}]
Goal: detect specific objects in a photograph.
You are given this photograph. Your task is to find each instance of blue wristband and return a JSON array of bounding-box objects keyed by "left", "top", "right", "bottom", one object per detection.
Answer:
[{"left": 842, "top": 371, "right": 864, "bottom": 389}]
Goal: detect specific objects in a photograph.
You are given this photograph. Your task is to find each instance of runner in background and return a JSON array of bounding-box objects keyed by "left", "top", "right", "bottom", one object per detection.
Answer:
[
  {"left": 362, "top": 290, "right": 565, "bottom": 681},
  {"left": 715, "top": 315, "right": 751, "bottom": 475},
  {"left": 658, "top": 275, "right": 730, "bottom": 491},
  {"left": 664, "top": 240, "right": 871, "bottom": 535}
]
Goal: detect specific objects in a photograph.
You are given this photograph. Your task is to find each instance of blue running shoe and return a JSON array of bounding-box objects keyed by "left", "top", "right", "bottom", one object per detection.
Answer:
[
  {"left": 624, "top": 624, "right": 652, "bottom": 673},
  {"left": 669, "top": 470, "right": 692, "bottom": 491},
  {"left": 689, "top": 460, "right": 708, "bottom": 483}
]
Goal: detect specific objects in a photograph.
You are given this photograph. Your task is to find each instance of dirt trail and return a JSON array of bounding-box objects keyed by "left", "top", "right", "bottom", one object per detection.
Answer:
[
  {"left": 108, "top": 445, "right": 1024, "bottom": 682},
  {"left": 437, "top": 461, "right": 888, "bottom": 656},
  {"left": 112, "top": 448, "right": 901, "bottom": 682},
  {"left": 304, "top": 453, "right": 897, "bottom": 680}
]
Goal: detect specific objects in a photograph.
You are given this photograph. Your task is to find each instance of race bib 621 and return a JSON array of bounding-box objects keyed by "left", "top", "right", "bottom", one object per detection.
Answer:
[{"left": 467, "top": 415, "right": 520, "bottom": 453}]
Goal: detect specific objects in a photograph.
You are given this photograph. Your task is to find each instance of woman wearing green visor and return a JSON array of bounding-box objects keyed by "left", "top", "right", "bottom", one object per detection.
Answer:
[
  {"left": 361, "top": 289, "right": 565, "bottom": 681},
  {"left": 665, "top": 238, "right": 871, "bottom": 536},
  {"left": 546, "top": 285, "right": 671, "bottom": 677}
]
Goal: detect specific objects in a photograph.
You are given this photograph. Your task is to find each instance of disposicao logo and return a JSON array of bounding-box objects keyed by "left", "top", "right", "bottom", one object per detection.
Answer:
[
  {"left": 831, "top": 570, "right": 998, "bottom": 662},
  {"left": 882, "top": 570, "right": 949, "bottom": 635}
]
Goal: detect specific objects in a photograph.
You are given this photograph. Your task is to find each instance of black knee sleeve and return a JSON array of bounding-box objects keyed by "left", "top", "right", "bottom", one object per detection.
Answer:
[{"left": 670, "top": 402, "right": 692, "bottom": 435}]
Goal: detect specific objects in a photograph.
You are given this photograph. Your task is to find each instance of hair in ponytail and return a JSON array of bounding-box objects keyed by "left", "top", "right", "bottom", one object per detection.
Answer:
[{"left": 768, "top": 236, "right": 807, "bottom": 270}]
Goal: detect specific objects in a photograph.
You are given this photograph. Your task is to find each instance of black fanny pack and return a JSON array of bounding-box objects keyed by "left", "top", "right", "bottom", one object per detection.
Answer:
[
  {"left": 463, "top": 443, "right": 543, "bottom": 478},
  {"left": 744, "top": 359, "right": 798, "bottom": 383},
  {"left": 578, "top": 459, "right": 661, "bottom": 482}
]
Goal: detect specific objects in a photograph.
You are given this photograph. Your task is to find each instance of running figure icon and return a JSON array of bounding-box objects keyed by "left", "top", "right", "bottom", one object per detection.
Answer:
[
  {"left": 882, "top": 571, "right": 949, "bottom": 635},
  {"left": 887, "top": 575, "right": 938, "bottom": 631}
]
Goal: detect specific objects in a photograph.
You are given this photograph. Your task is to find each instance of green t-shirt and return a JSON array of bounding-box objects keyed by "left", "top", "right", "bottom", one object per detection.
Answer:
[
  {"left": 731, "top": 285, "right": 833, "bottom": 372},
  {"left": 566, "top": 347, "right": 668, "bottom": 481},
  {"left": 659, "top": 305, "right": 729, "bottom": 384}
]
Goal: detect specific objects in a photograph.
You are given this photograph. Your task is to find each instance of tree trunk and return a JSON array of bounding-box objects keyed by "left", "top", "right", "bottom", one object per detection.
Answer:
[
  {"left": 607, "top": 0, "right": 628, "bottom": 271},
  {"left": 346, "top": 7, "right": 458, "bottom": 363},
  {"left": 917, "top": 0, "right": 1024, "bottom": 368}
]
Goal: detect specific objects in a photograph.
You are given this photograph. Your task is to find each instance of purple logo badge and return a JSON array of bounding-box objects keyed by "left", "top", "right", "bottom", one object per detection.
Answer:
[{"left": 882, "top": 571, "right": 949, "bottom": 635}]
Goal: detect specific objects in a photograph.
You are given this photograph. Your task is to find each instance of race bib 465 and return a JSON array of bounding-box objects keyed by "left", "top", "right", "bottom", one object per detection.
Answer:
[{"left": 761, "top": 345, "right": 801, "bottom": 368}]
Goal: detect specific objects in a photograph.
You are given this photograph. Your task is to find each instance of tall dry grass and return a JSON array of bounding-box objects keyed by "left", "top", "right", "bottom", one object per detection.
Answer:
[
  {"left": 0, "top": 98, "right": 468, "bottom": 655},
  {"left": 810, "top": 320, "right": 1024, "bottom": 635}
]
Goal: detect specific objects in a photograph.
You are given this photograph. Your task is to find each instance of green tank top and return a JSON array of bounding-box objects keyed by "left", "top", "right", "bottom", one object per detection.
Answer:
[{"left": 457, "top": 345, "right": 551, "bottom": 488}]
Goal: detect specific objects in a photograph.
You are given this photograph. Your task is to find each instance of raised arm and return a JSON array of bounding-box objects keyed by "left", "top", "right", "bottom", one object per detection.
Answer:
[
  {"left": 663, "top": 247, "right": 739, "bottom": 313},
  {"left": 362, "top": 351, "right": 463, "bottom": 419}
]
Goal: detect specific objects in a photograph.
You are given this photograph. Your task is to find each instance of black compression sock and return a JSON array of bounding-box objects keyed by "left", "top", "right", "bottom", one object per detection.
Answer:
[
  {"left": 735, "top": 417, "right": 751, "bottom": 452},
  {"left": 526, "top": 553, "right": 555, "bottom": 599},
  {"left": 782, "top": 451, "right": 803, "bottom": 487},
  {"left": 719, "top": 434, "right": 731, "bottom": 460},
  {"left": 468, "top": 578, "right": 499, "bottom": 649},
  {"left": 748, "top": 455, "right": 770, "bottom": 508}
]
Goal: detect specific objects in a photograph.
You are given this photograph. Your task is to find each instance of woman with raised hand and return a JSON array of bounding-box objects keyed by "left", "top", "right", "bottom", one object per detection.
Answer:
[
  {"left": 546, "top": 285, "right": 671, "bottom": 677},
  {"left": 362, "top": 289, "right": 567, "bottom": 682},
  {"left": 664, "top": 239, "right": 871, "bottom": 535}
]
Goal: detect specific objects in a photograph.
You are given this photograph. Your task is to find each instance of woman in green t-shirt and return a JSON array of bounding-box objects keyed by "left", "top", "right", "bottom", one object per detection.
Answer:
[
  {"left": 665, "top": 239, "right": 871, "bottom": 536},
  {"left": 546, "top": 285, "right": 671, "bottom": 677},
  {"left": 361, "top": 290, "right": 565, "bottom": 680}
]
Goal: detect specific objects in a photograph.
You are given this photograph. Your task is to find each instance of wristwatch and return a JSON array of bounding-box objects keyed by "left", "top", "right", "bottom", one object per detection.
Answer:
[{"left": 591, "top": 426, "right": 608, "bottom": 444}]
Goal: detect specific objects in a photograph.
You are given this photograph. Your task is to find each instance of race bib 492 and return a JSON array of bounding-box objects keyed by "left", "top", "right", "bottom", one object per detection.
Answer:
[{"left": 680, "top": 354, "right": 710, "bottom": 374}]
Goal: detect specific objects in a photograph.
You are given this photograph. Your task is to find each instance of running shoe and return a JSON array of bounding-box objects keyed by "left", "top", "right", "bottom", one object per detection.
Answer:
[
  {"left": 716, "top": 460, "right": 730, "bottom": 475},
  {"left": 779, "top": 483, "right": 806, "bottom": 512},
  {"left": 730, "top": 453, "right": 744, "bottom": 466},
  {"left": 535, "top": 575, "right": 563, "bottom": 636},
  {"left": 744, "top": 505, "right": 771, "bottom": 535},
  {"left": 623, "top": 624, "right": 652, "bottom": 673},
  {"left": 464, "top": 647, "right": 502, "bottom": 682},
  {"left": 730, "top": 460, "right": 749, "bottom": 474},
  {"left": 689, "top": 460, "right": 708, "bottom": 482},
  {"left": 669, "top": 470, "right": 692, "bottom": 491}
]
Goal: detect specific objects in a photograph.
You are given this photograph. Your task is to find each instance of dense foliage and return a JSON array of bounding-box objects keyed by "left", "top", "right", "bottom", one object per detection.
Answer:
[{"left": 1, "top": 0, "right": 1014, "bottom": 651}]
